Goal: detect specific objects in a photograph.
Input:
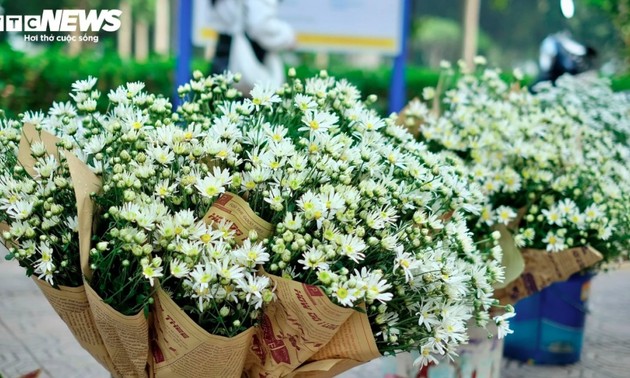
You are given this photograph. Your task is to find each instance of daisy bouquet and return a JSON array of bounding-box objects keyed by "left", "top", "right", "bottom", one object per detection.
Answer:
[
  {"left": 0, "top": 112, "right": 20, "bottom": 174},
  {"left": 0, "top": 113, "right": 82, "bottom": 287},
  {"left": 402, "top": 60, "right": 629, "bottom": 297},
  {"left": 0, "top": 88, "right": 128, "bottom": 375},
  {"left": 0, "top": 115, "right": 24, "bottom": 237},
  {"left": 2, "top": 69, "right": 511, "bottom": 377}
]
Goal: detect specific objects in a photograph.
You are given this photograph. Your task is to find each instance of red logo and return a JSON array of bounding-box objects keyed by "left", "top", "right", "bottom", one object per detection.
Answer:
[{"left": 304, "top": 284, "right": 323, "bottom": 297}]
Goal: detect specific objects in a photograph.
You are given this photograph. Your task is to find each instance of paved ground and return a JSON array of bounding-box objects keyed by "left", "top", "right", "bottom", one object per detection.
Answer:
[{"left": 1, "top": 242, "right": 629, "bottom": 378}]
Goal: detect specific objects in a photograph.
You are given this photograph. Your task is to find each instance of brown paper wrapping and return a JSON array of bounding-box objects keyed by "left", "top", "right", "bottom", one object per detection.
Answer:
[
  {"left": 84, "top": 284, "right": 150, "bottom": 378},
  {"left": 152, "top": 288, "right": 255, "bottom": 378},
  {"left": 203, "top": 192, "right": 274, "bottom": 243},
  {"left": 150, "top": 193, "right": 266, "bottom": 377},
  {"left": 16, "top": 125, "right": 124, "bottom": 373},
  {"left": 290, "top": 307, "right": 381, "bottom": 378},
  {"left": 32, "top": 278, "right": 117, "bottom": 372},
  {"left": 65, "top": 151, "right": 151, "bottom": 377},
  {"left": 18, "top": 123, "right": 62, "bottom": 177},
  {"left": 150, "top": 276, "right": 379, "bottom": 378},
  {"left": 205, "top": 194, "right": 380, "bottom": 376},
  {"left": 152, "top": 275, "right": 380, "bottom": 378},
  {"left": 148, "top": 194, "right": 380, "bottom": 377},
  {"left": 246, "top": 276, "right": 380, "bottom": 377},
  {"left": 0, "top": 222, "right": 11, "bottom": 249},
  {"left": 289, "top": 359, "right": 362, "bottom": 378},
  {"left": 494, "top": 245, "right": 603, "bottom": 305},
  {"left": 63, "top": 150, "right": 101, "bottom": 282},
  {"left": 19, "top": 125, "right": 151, "bottom": 377}
]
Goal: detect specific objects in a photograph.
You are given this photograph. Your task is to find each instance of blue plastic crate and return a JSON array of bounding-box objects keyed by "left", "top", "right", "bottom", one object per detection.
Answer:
[{"left": 503, "top": 272, "right": 594, "bottom": 365}]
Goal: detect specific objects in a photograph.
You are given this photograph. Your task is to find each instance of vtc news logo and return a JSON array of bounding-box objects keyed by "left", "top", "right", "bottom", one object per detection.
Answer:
[{"left": 0, "top": 9, "right": 122, "bottom": 32}]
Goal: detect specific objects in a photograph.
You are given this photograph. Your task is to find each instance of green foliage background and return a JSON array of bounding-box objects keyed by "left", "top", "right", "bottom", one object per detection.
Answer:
[
  {"left": 3, "top": 43, "right": 630, "bottom": 118},
  {"left": 0, "top": 44, "right": 444, "bottom": 117}
]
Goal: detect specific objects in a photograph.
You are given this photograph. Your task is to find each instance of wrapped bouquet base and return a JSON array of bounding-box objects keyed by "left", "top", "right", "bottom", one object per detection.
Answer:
[
  {"left": 495, "top": 246, "right": 603, "bottom": 305},
  {"left": 84, "top": 283, "right": 151, "bottom": 377},
  {"left": 31, "top": 278, "right": 117, "bottom": 373},
  {"left": 151, "top": 276, "right": 380, "bottom": 378}
]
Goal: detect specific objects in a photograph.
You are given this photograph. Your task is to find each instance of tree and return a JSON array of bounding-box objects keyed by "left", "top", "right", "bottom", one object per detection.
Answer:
[
  {"left": 414, "top": 0, "right": 622, "bottom": 69},
  {"left": 411, "top": 16, "right": 496, "bottom": 67},
  {"left": 584, "top": 0, "right": 630, "bottom": 54}
]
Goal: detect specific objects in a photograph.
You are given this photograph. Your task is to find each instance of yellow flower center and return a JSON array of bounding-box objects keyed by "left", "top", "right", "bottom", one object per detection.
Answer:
[
  {"left": 205, "top": 186, "right": 219, "bottom": 197},
  {"left": 337, "top": 287, "right": 348, "bottom": 299}
]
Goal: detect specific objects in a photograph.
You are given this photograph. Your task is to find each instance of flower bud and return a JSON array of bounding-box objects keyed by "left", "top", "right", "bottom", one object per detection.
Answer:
[
  {"left": 220, "top": 306, "right": 230, "bottom": 317},
  {"left": 282, "top": 230, "right": 294, "bottom": 243},
  {"left": 262, "top": 290, "right": 274, "bottom": 303},
  {"left": 123, "top": 190, "right": 136, "bottom": 202}
]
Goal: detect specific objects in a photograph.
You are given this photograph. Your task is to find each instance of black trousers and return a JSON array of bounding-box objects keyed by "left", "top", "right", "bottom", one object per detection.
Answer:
[{"left": 210, "top": 33, "right": 268, "bottom": 76}]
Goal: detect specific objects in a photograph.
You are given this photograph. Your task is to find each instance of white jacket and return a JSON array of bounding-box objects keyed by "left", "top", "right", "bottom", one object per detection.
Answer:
[
  {"left": 211, "top": 0, "right": 296, "bottom": 92},
  {"left": 213, "top": 0, "right": 295, "bottom": 52}
]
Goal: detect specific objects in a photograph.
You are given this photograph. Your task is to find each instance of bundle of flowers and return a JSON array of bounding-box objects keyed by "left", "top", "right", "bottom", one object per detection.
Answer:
[
  {"left": 531, "top": 75, "right": 630, "bottom": 259},
  {"left": 534, "top": 74, "right": 630, "bottom": 147},
  {"left": 1, "top": 69, "right": 510, "bottom": 376},
  {"left": 402, "top": 60, "right": 630, "bottom": 286},
  {"left": 0, "top": 109, "right": 82, "bottom": 287},
  {"left": 0, "top": 116, "right": 22, "bottom": 237}
]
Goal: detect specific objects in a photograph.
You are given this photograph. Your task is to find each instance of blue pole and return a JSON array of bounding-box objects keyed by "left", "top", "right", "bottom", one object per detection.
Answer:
[
  {"left": 174, "top": 0, "right": 193, "bottom": 104},
  {"left": 388, "top": 0, "right": 411, "bottom": 114}
]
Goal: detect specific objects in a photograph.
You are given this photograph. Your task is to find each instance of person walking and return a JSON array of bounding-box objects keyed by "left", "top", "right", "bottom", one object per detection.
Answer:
[{"left": 534, "top": 32, "right": 597, "bottom": 87}]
